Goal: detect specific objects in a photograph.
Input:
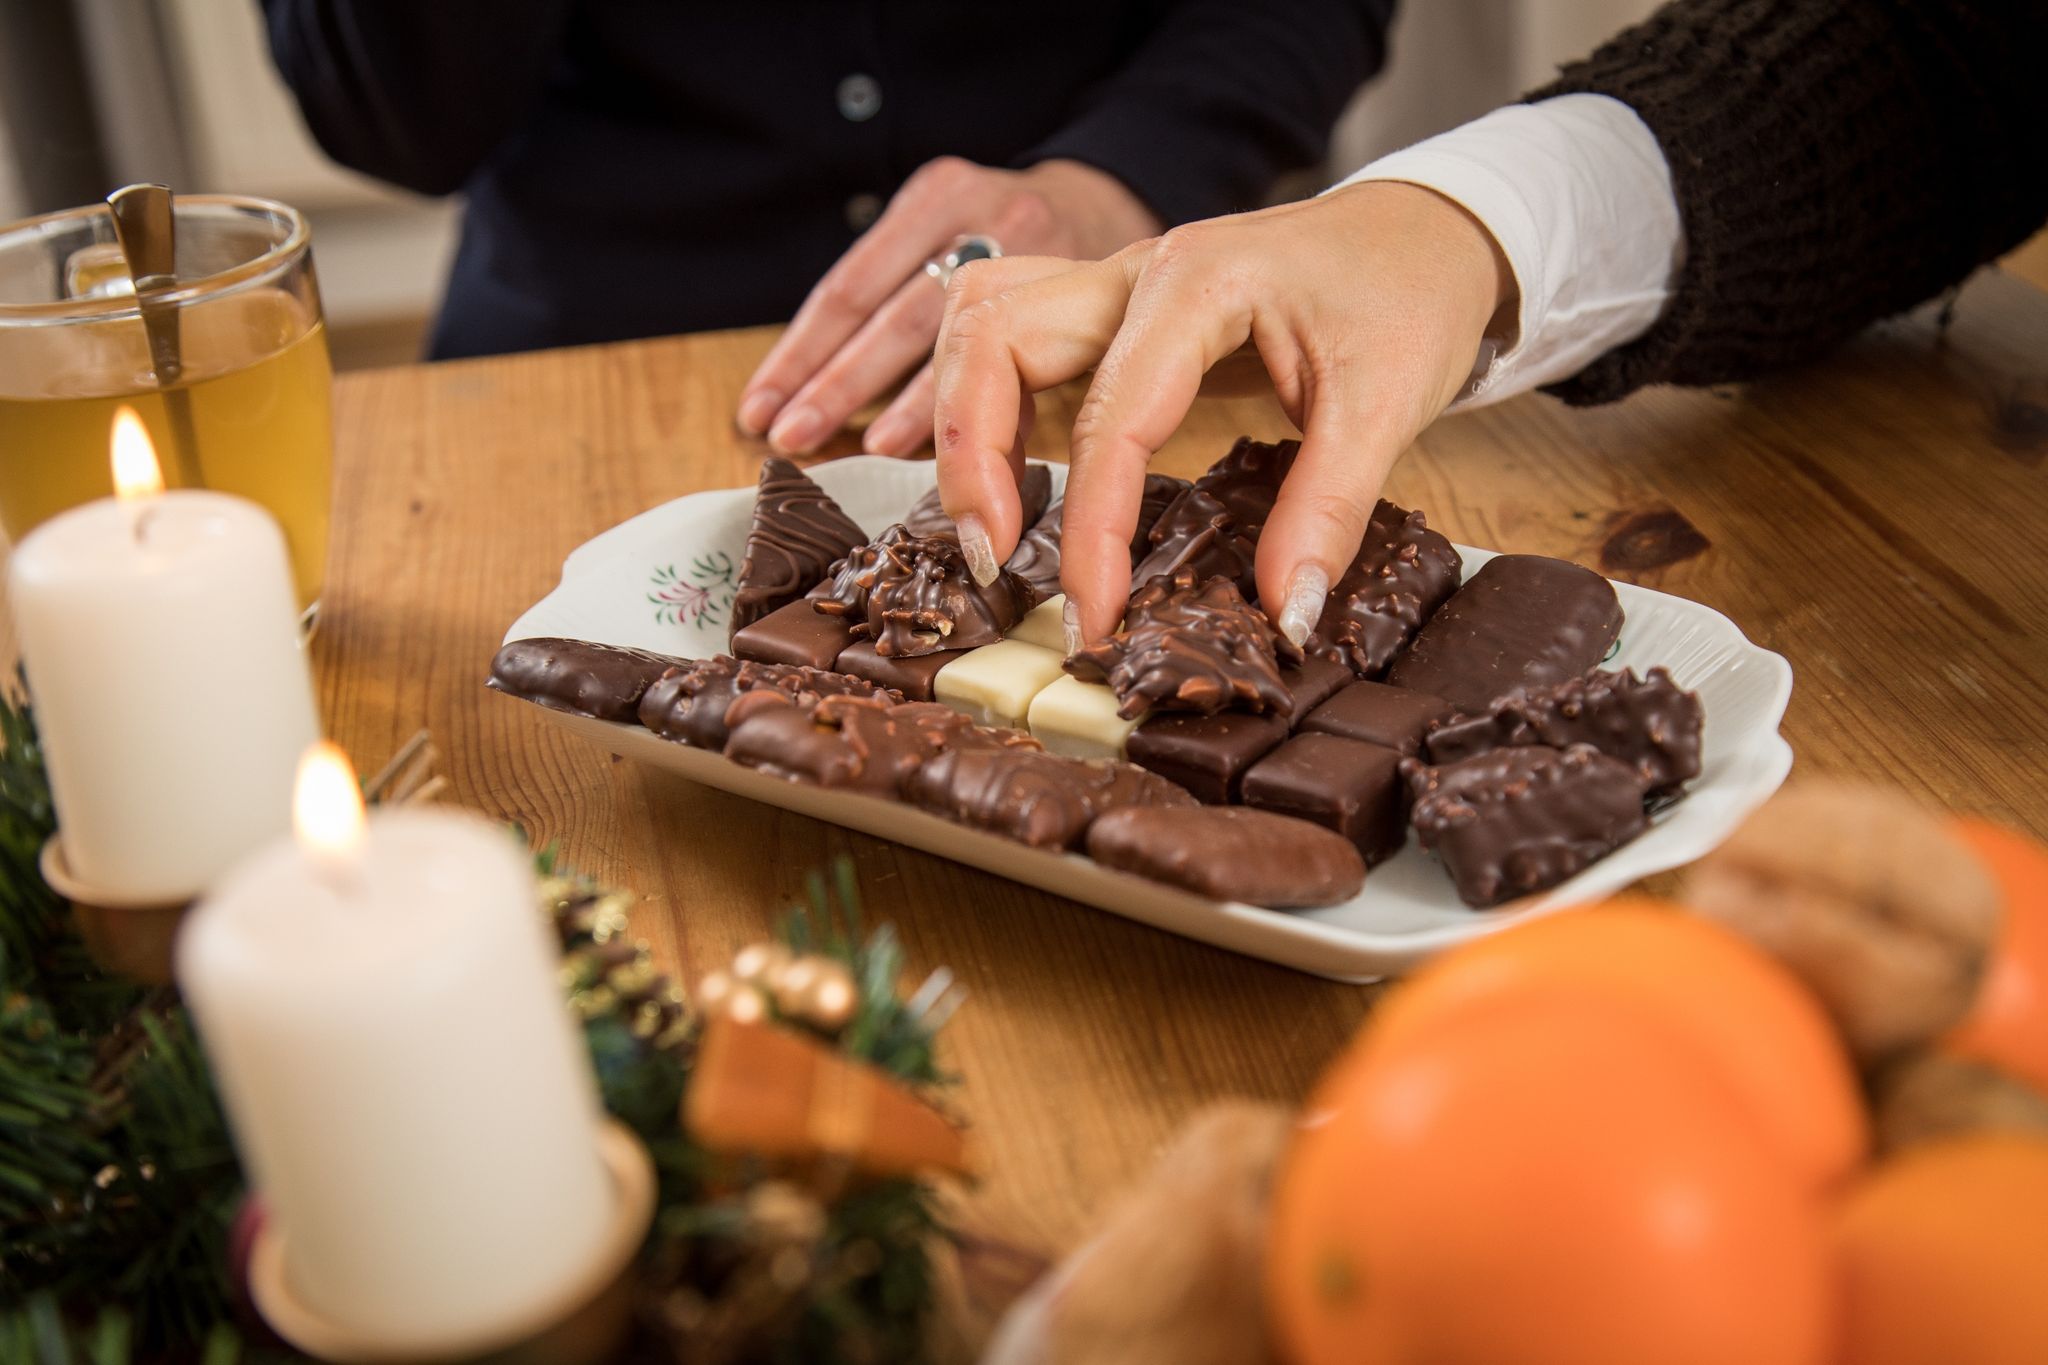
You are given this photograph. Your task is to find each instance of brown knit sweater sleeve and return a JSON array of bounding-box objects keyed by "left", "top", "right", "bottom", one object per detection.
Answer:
[{"left": 1529, "top": 0, "right": 2048, "bottom": 405}]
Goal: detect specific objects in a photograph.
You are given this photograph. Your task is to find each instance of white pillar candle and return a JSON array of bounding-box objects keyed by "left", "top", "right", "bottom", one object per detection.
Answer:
[
  {"left": 7, "top": 407, "right": 318, "bottom": 900},
  {"left": 178, "top": 744, "right": 613, "bottom": 1351}
]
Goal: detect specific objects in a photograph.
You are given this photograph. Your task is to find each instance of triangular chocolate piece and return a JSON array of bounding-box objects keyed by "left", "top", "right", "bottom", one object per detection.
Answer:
[{"left": 730, "top": 457, "right": 868, "bottom": 640}]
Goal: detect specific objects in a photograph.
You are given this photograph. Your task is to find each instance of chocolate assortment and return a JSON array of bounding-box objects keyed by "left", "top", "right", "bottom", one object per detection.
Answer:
[{"left": 490, "top": 438, "right": 1713, "bottom": 912}]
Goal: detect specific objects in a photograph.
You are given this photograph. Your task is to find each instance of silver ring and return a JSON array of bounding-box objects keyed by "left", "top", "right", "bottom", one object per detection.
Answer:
[{"left": 924, "top": 234, "right": 1002, "bottom": 289}]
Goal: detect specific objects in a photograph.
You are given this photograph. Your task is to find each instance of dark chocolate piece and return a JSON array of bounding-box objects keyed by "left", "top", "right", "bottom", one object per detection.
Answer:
[
  {"left": 730, "top": 457, "right": 869, "bottom": 637},
  {"left": 1404, "top": 744, "right": 1650, "bottom": 908},
  {"left": 1006, "top": 497, "right": 1065, "bottom": 599},
  {"left": 1130, "top": 488, "right": 1259, "bottom": 599},
  {"left": 1067, "top": 568, "right": 1301, "bottom": 719},
  {"left": 725, "top": 693, "right": 1033, "bottom": 799},
  {"left": 1278, "top": 656, "right": 1352, "bottom": 729},
  {"left": 835, "top": 639, "right": 962, "bottom": 701},
  {"left": 816, "top": 524, "right": 1034, "bottom": 657},
  {"left": 1086, "top": 805, "right": 1366, "bottom": 909},
  {"left": 1131, "top": 472, "right": 1193, "bottom": 559},
  {"left": 487, "top": 637, "right": 686, "bottom": 722},
  {"left": 1191, "top": 436, "right": 1298, "bottom": 536},
  {"left": 1306, "top": 499, "right": 1464, "bottom": 678},
  {"left": 907, "top": 746, "right": 1192, "bottom": 850},
  {"left": 636, "top": 655, "right": 894, "bottom": 750},
  {"left": 1423, "top": 667, "right": 1704, "bottom": 795},
  {"left": 1303, "top": 681, "right": 1456, "bottom": 757},
  {"left": 1241, "top": 733, "right": 1407, "bottom": 865},
  {"left": 903, "top": 463, "right": 1053, "bottom": 540},
  {"left": 1384, "top": 554, "right": 1623, "bottom": 712},
  {"left": 732, "top": 598, "right": 860, "bottom": 670},
  {"left": 1127, "top": 709, "right": 1289, "bottom": 804}
]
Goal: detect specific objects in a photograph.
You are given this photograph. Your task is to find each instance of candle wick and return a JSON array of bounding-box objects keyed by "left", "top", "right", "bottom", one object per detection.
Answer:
[{"left": 126, "top": 499, "right": 157, "bottom": 546}]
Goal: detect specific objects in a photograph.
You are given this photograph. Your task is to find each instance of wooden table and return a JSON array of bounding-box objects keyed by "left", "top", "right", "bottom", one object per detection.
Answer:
[{"left": 311, "top": 267, "right": 2048, "bottom": 1334}]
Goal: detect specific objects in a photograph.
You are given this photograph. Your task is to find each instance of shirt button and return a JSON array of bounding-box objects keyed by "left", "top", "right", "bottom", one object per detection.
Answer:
[
  {"left": 836, "top": 73, "right": 883, "bottom": 122},
  {"left": 844, "top": 193, "right": 884, "bottom": 231}
]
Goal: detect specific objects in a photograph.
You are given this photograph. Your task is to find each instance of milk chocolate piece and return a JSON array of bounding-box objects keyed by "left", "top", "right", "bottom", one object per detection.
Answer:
[
  {"left": 1191, "top": 436, "right": 1298, "bottom": 535},
  {"left": 1006, "top": 497, "right": 1066, "bottom": 599},
  {"left": 1404, "top": 744, "right": 1650, "bottom": 908},
  {"left": 1384, "top": 554, "right": 1623, "bottom": 712},
  {"left": 817, "top": 525, "right": 1034, "bottom": 657},
  {"left": 1127, "top": 709, "right": 1289, "bottom": 804},
  {"left": 636, "top": 655, "right": 894, "bottom": 750},
  {"left": 487, "top": 637, "right": 685, "bottom": 722},
  {"left": 1067, "top": 568, "right": 1301, "bottom": 719},
  {"left": 904, "top": 463, "right": 1052, "bottom": 539},
  {"left": 835, "top": 639, "right": 962, "bottom": 701},
  {"left": 1242, "top": 733, "right": 1407, "bottom": 865},
  {"left": 1304, "top": 681, "right": 1456, "bottom": 757},
  {"left": 907, "top": 746, "right": 1192, "bottom": 850},
  {"left": 1086, "top": 806, "right": 1366, "bottom": 909},
  {"left": 1279, "top": 656, "right": 1352, "bottom": 728},
  {"left": 1307, "top": 499, "right": 1463, "bottom": 678},
  {"left": 731, "top": 457, "right": 870, "bottom": 637},
  {"left": 725, "top": 693, "right": 1034, "bottom": 799},
  {"left": 733, "top": 598, "right": 860, "bottom": 670},
  {"left": 1131, "top": 488, "right": 1259, "bottom": 599},
  {"left": 1131, "top": 472, "right": 1193, "bottom": 559},
  {"left": 1424, "top": 666, "right": 1704, "bottom": 795}
]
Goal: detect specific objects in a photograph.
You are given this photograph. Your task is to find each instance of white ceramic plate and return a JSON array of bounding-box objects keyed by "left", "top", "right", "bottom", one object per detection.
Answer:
[{"left": 504, "top": 457, "right": 1793, "bottom": 981}]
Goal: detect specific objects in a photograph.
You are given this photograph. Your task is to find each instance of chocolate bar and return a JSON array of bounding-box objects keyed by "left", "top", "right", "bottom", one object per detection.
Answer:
[
  {"left": 730, "top": 457, "right": 869, "bottom": 636},
  {"left": 1384, "top": 554, "right": 1623, "bottom": 712},
  {"left": 1278, "top": 656, "right": 1352, "bottom": 728},
  {"left": 724, "top": 693, "right": 1034, "bottom": 799},
  {"left": 487, "top": 637, "right": 685, "bottom": 723},
  {"left": 1126, "top": 708, "right": 1289, "bottom": 804},
  {"left": 732, "top": 598, "right": 860, "bottom": 670},
  {"left": 1241, "top": 733, "right": 1407, "bottom": 865},
  {"left": 903, "top": 463, "right": 1052, "bottom": 540},
  {"left": 1306, "top": 499, "right": 1463, "bottom": 677},
  {"left": 636, "top": 655, "right": 894, "bottom": 750},
  {"left": 1086, "top": 805, "right": 1366, "bottom": 909},
  {"left": 1425, "top": 666, "right": 1703, "bottom": 794},
  {"left": 907, "top": 746, "right": 1192, "bottom": 850},
  {"left": 816, "top": 525, "right": 1034, "bottom": 657},
  {"left": 1302, "top": 681, "right": 1455, "bottom": 757},
  {"left": 1404, "top": 744, "right": 1650, "bottom": 907},
  {"left": 1066, "top": 567, "right": 1300, "bottom": 719},
  {"left": 834, "top": 639, "right": 962, "bottom": 701}
]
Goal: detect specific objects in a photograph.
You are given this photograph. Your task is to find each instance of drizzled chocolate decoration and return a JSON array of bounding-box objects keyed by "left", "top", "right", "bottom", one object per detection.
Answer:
[
  {"left": 1066, "top": 567, "right": 1301, "bottom": 719},
  {"left": 1385, "top": 554, "right": 1624, "bottom": 713},
  {"left": 1006, "top": 498, "right": 1066, "bottom": 600},
  {"left": 724, "top": 693, "right": 1036, "bottom": 798},
  {"left": 816, "top": 525, "right": 1035, "bottom": 657},
  {"left": 487, "top": 637, "right": 687, "bottom": 723},
  {"left": 730, "top": 457, "right": 869, "bottom": 637},
  {"left": 1129, "top": 489, "right": 1259, "bottom": 599},
  {"left": 1306, "top": 499, "right": 1463, "bottom": 678},
  {"left": 1086, "top": 805, "right": 1367, "bottom": 909},
  {"left": 1192, "top": 435, "right": 1298, "bottom": 535},
  {"left": 907, "top": 746, "right": 1193, "bottom": 850},
  {"left": 903, "top": 462, "right": 1053, "bottom": 539},
  {"left": 1425, "top": 666, "right": 1704, "bottom": 795},
  {"left": 1403, "top": 744, "right": 1649, "bottom": 908},
  {"left": 635, "top": 655, "right": 895, "bottom": 750}
]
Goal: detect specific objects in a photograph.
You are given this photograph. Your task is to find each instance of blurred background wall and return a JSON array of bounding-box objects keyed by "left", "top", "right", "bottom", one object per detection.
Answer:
[{"left": 3, "top": 0, "right": 2040, "bottom": 371}]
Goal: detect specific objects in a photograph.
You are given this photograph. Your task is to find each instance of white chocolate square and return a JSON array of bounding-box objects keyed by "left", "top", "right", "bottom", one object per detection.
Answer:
[
  {"left": 933, "top": 639, "right": 1067, "bottom": 730},
  {"left": 1010, "top": 594, "right": 1067, "bottom": 652},
  {"left": 1028, "top": 675, "right": 1141, "bottom": 760}
]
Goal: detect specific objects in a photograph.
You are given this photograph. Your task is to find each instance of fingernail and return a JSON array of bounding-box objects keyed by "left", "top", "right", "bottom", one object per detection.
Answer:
[
  {"left": 737, "top": 388, "right": 783, "bottom": 436},
  {"left": 768, "top": 404, "right": 826, "bottom": 454},
  {"left": 864, "top": 411, "right": 919, "bottom": 455},
  {"left": 1062, "top": 597, "right": 1084, "bottom": 657},
  {"left": 956, "top": 512, "right": 999, "bottom": 586},
  {"left": 1277, "top": 563, "right": 1331, "bottom": 648}
]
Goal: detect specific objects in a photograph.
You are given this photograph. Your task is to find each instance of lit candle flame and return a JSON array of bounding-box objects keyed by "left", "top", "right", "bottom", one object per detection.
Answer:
[
  {"left": 294, "top": 741, "right": 366, "bottom": 863},
  {"left": 110, "top": 406, "right": 165, "bottom": 502}
]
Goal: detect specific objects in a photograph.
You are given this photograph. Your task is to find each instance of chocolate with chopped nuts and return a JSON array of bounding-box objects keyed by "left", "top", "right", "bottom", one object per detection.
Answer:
[
  {"left": 636, "top": 655, "right": 895, "bottom": 750},
  {"left": 907, "top": 745, "right": 1193, "bottom": 850},
  {"left": 1425, "top": 666, "right": 1704, "bottom": 794},
  {"left": 816, "top": 524, "right": 1035, "bottom": 657},
  {"left": 488, "top": 637, "right": 688, "bottom": 723},
  {"left": 1066, "top": 567, "right": 1302, "bottom": 719}
]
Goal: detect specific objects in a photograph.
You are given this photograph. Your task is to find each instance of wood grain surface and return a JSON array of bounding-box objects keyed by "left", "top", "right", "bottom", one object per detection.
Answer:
[{"left": 22, "top": 266, "right": 2047, "bottom": 1344}]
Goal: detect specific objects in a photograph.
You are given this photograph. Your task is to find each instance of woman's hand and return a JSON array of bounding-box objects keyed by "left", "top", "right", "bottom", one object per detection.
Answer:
[
  {"left": 931, "top": 181, "right": 1515, "bottom": 649},
  {"left": 736, "top": 157, "right": 1161, "bottom": 458}
]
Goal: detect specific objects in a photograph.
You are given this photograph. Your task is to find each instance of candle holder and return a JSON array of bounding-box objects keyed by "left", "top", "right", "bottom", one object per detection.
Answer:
[
  {"left": 247, "top": 1118, "right": 656, "bottom": 1365},
  {"left": 40, "top": 834, "right": 192, "bottom": 985}
]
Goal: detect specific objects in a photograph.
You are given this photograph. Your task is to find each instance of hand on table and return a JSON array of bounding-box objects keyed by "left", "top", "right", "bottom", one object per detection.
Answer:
[
  {"left": 736, "top": 157, "right": 1161, "bottom": 459},
  {"left": 931, "top": 181, "right": 1516, "bottom": 650}
]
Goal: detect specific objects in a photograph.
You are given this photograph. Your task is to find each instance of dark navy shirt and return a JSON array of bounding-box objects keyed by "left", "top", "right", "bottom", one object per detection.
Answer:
[{"left": 262, "top": 0, "right": 1390, "bottom": 358}]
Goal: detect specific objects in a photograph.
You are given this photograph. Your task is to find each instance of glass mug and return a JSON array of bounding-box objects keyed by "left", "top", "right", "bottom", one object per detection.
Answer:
[{"left": 0, "top": 195, "right": 334, "bottom": 623}]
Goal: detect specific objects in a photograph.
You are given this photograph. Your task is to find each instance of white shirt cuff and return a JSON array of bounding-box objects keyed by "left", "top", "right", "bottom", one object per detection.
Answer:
[{"left": 1332, "top": 93, "right": 1684, "bottom": 406}]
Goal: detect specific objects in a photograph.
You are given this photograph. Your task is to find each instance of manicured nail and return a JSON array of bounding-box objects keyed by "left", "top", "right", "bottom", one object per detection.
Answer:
[
  {"left": 954, "top": 512, "right": 1000, "bottom": 586},
  {"left": 863, "top": 411, "right": 918, "bottom": 455},
  {"left": 1277, "top": 563, "right": 1331, "bottom": 648},
  {"left": 1062, "top": 597, "right": 1084, "bottom": 657},
  {"left": 737, "top": 387, "right": 783, "bottom": 436},
  {"left": 768, "top": 404, "right": 826, "bottom": 454}
]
